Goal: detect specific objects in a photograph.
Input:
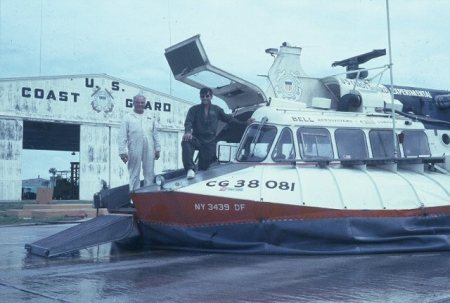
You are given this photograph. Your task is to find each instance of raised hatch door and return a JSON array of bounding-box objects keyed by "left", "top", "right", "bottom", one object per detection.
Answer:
[{"left": 165, "top": 35, "right": 267, "bottom": 111}]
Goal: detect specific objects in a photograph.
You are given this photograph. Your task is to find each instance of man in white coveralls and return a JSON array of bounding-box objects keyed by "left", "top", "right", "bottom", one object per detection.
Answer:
[{"left": 118, "top": 94, "right": 161, "bottom": 192}]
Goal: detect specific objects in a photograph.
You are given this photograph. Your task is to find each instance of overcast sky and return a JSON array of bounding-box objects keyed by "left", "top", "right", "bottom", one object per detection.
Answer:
[
  {"left": 1, "top": 0, "right": 449, "bottom": 98},
  {"left": 1, "top": 0, "right": 449, "bottom": 180}
]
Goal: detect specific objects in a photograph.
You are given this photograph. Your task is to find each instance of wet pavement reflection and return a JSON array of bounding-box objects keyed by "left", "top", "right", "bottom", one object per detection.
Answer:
[{"left": 1, "top": 223, "right": 449, "bottom": 302}]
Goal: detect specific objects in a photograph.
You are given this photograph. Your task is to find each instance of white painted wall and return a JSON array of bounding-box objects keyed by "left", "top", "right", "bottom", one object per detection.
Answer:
[
  {"left": 0, "top": 119, "right": 23, "bottom": 200},
  {"left": 79, "top": 124, "right": 111, "bottom": 200}
]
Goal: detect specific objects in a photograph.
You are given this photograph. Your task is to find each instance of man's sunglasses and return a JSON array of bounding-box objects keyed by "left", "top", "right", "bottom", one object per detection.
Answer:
[{"left": 200, "top": 94, "right": 211, "bottom": 98}]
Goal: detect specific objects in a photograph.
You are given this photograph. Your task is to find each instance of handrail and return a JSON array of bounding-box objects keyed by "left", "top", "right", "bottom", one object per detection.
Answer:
[{"left": 272, "top": 156, "right": 445, "bottom": 167}]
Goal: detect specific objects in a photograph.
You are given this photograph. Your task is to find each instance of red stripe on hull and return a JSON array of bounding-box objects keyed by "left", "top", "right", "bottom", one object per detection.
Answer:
[{"left": 131, "top": 191, "right": 450, "bottom": 227}]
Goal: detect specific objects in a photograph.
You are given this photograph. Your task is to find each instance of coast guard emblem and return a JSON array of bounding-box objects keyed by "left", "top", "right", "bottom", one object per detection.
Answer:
[
  {"left": 91, "top": 88, "right": 114, "bottom": 113},
  {"left": 274, "top": 70, "right": 302, "bottom": 100}
]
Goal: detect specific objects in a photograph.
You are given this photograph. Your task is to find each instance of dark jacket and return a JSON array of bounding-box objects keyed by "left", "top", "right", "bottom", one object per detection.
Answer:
[{"left": 184, "top": 104, "right": 239, "bottom": 143}]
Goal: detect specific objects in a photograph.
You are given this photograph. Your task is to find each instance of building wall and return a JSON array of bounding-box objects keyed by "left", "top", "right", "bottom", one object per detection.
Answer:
[
  {"left": 79, "top": 124, "right": 112, "bottom": 200},
  {"left": 0, "top": 74, "right": 193, "bottom": 201},
  {"left": 0, "top": 119, "right": 22, "bottom": 200}
]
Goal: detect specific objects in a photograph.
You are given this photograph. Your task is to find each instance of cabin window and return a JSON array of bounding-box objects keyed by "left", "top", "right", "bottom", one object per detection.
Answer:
[
  {"left": 237, "top": 124, "right": 277, "bottom": 162},
  {"left": 335, "top": 129, "right": 368, "bottom": 159},
  {"left": 369, "top": 130, "right": 400, "bottom": 158},
  {"left": 297, "top": 128, "right": 333, "bottom": 160},
  {"left": 272, "top": 128, "right": 295, "bottom": 161},
  {"left": 401, "top": 130, "right": 431, "bottom": 157}
]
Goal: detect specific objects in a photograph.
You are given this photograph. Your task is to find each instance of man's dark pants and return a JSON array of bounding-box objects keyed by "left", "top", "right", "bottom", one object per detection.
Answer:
[{"left": 182, "top": 136, "right": 216, "bottom": 171}]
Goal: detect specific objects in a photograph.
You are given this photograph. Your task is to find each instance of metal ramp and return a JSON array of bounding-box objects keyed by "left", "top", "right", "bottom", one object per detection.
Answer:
[{"left": 25, "top": 214, "right": 139, "bottom": 257}]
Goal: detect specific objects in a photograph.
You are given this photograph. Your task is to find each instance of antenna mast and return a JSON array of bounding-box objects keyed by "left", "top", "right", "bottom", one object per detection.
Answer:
[
  {"left": 168, "top": 0, "right": 172, "bottom": 96},
  {"left": 386, "top": 0, "right": 397, "bottom": 158}
]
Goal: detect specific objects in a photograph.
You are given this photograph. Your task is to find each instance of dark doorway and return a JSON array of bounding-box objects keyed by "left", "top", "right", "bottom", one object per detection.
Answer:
[{"left": 23, "top": 121, "right": 80, "bottom": 151}]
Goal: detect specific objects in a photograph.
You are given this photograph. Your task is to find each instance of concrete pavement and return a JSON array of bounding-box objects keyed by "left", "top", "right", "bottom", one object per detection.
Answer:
[{"left": 1, "top": 223, "right": 449, "bottom": 302}]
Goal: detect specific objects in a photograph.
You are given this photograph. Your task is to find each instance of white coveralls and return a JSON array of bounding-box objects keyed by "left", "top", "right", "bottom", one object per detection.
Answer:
[{"left": 118, "top": 112, "right": 161, "bottom": 191}]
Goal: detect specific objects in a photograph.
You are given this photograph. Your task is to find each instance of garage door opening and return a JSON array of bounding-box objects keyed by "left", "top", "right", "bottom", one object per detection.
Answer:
[{"left": 22, "top": 121, "right": 80, "bottom": 200}]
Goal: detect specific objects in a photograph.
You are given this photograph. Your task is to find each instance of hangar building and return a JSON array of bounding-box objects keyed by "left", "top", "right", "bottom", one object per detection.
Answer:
[{"left": 0, "top": 74, "right": 192, "bottom": 201}]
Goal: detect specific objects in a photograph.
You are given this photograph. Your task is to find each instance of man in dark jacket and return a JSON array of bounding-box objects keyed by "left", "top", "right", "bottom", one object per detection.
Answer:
[{"left": 182, "top": 87, "right": 252, "bottom": 179}]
